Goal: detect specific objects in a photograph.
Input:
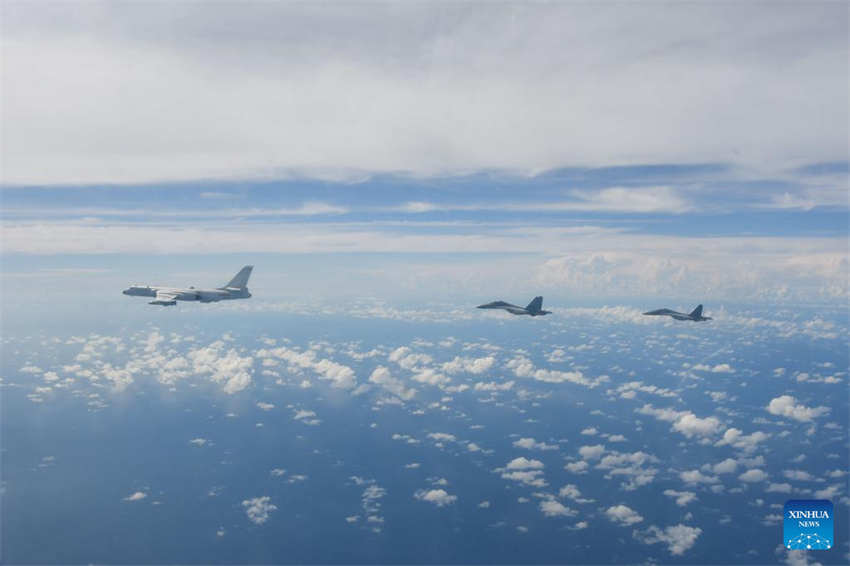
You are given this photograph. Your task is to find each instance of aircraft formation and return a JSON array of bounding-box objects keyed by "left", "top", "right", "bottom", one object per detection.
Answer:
[{"left": 123, "top": 267, "right": 712, "bottom": 322}]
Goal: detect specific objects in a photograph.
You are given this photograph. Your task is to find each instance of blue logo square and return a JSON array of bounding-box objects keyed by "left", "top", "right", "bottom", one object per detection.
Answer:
[{"left": 784, "top": 499, "right": 833, "bottom": 550}]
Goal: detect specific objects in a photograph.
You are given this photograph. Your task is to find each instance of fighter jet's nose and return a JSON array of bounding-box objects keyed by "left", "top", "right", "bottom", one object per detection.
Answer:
[{"left": 122, "top": 289, "right": 130, "bottom": 295}]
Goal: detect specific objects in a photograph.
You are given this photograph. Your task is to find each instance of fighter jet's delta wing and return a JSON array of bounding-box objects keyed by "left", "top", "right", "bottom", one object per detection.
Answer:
[
  {"left": 643, "top": 304, "right": 711, "bottom": 321},
  {"left": 477, "top": 296, "right": 551, "bottom": 317},
  {"left": 123, "top": 266, "right": 253, "bottom": 306}
]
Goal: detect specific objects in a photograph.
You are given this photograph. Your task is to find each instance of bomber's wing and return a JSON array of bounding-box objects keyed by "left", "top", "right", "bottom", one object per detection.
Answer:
[{"left": 149, "top": 290, "right": 178, "bottom": 306}]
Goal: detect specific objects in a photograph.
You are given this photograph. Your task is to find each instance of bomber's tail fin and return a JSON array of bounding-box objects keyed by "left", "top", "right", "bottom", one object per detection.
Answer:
[
  {"left": 526, "top": 296, "right": 543, "bottom": 313},
  {"left": 225, "top": 265, "right": 253, "bottom": 289},
  {"left": 689, "top": 304, "right": 703, "bottom": 318}
]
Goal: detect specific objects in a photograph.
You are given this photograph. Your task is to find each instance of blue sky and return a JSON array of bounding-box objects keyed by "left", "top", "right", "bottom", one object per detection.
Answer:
[{"left": 2, "top": 161, "right": 847, "bottom": 310}]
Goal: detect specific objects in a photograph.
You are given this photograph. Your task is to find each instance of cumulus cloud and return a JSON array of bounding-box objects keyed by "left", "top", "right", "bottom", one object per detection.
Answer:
[
  {"left": 499, "top": 458, "right": 547, "bottom": 487},
  {"left": 766, "top": 395, "right": 830, "bottom": 422},
  {"left": 596, "top": 450, "right": 659, "bottom": 491},
  {"left": 635, "top": 524, "right": 702, "bottom": 556},
  {"left": 256, "top": 346, "right": 356, "bottom": 389},
  {"left": 539, "top": 499, "right": 576, "bottom": 518},
  {"left": 513, "top": 437, "right": 558, "bottom": 451},
  {"left": 123, "top": 491, "right": 147, "bottom": 502},
  {"left": 414, "top": 489, "right": 457, "bottom": 507},
  {"left": 738, "top": 469, "right": 769, "bottom": 483},
  {"left": 663, "top": 489, "right": 697, "bottom": 507},
  {"left": 680, "top": 470, "right": 719, "bottom": 485},
  {"left": 605, "top": 504, "right": 643, "bottom": 526},
  {"left": 368, "top": 366, "right": 416, "bottom": 401},
  {"left": 242, "top": 496, "right": 277, "bottom": 525},
  {"left": 578, "top": 445, "right": 606, "bottom": 460},
  {"left": 714, "top": 428, "right": 770, "bottom": 452},
  {"left": 188, "top": 341, "right": 254, "bottom": 394},
  {"left": 506, "top": 356, "right": 607, "bottom": 388},
  {"left": 441, "top": 356, "right": 495, "bottom": 375},
  {"left": 637, "top": 404, "right": 723, "bottom": 439},
  {"left": 506, "top": 457, "right": 544, "bottom": 470}
]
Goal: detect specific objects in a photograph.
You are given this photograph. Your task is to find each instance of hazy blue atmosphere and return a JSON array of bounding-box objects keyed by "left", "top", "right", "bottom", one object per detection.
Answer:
[{"left": 1, "top": 2, "right": 848, "bottom": 565}]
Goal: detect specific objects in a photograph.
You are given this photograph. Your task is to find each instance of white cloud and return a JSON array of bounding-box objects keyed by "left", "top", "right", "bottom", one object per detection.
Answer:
[
  {"left": 691, "top": 363, "right": 734, "bottom": 373},
  {"left": 671, "top": 413, "right": 723, "bottom": 439},
  {"left": 714, "top": 428, "right": 770, "bottom": 452},
  {"left": 565, "top": 461, "right": 589, "bottom": 474},
  {"left": 663, "top": 490, "right": 697, "bottom": 507},
  {"left": 605, "top": 504, "right": 643, "bottom": 526},
  {"left": 596, "top": 450, "right": 658, "bottom": 491},
  {"left": 539, "top": 499, "right": 576, "bottom": 517},
  {"left": 738, "top": 469, "right": 769, "bottom": 483},
  {"left": 558, "top": 484, "right": 592, "bottom": 504},
  {"left": 578, "top": 445, "right": 605, "bottom": 460},
  {"left": 441, "top": 356, "right": 495, "bottom": 375},
  {"left": 767, "top": 395, "right": 830, "bottom": 422},
  {"left": 242, "top": 496, "right": 277, "bottom": 525},
  {"left": 499, "top": 458, "right": 547, "bottom": 487},
  {"left": 123, "top": 491, "right": 147, "bottom": 502},
  {"left": 187, "top": 341, "right": 253, "bottom": 394},
  {"left": 513, "top": 437, "right": 558, "bottom": 451},
  {"left": 4, "top": 4, "right": 844, "bottom": 185},
  {"left": 783, "top": 470, "right": 814, "bottom": 482},
  {"left": 505, "top": 457, "right": 544, "bottom": 470},
  {"left": 637, "top": 404, "right": 723, "bottom": 439},
  {"left": 414, "top": 489, "right": 457, "bottom": 507},
  {"left": 427, "top": 432, "right": 456, "bottom": 443},
  {"left": 368, "top": 366, "right": 416, "bottom": 401},
  {"left": 506, "top": 356, "right": 607, "bottom": 388},
  {"left": 680, "top": 470, "right": 719, "bottom": 485},
  {"left": 474, "top": 380, "right": 515, "bottom": 392},
  {"left": 711, "top": 458, "right": 738, "bottom": 475},
  {"left": 635, "top": 524, "right": 702, "bottom": 556}
]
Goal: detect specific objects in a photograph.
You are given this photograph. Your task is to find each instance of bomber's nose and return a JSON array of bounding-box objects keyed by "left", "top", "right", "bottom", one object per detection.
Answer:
[{"left": 122, "top": 289, "right": 130, "bottom": 295}]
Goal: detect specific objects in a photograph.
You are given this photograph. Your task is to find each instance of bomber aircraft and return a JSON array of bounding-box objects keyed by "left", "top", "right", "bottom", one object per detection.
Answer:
[
  {"left": 123, "top": 266, "right": 253, "bottom": 306},
  {"left": 477, "top": 296, "right": 551, "bottom": 317},
  {"left": 643, "top": 304, "right": 711, "bottom": 321}
]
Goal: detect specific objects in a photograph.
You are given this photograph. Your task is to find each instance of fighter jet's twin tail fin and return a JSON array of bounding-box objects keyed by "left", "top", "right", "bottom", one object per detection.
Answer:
[
  {"left": 525, "top": 296, "right": 544, "bottom": 313},
  {"left": 689, "top": 304, "right": 703, "bottom": 318},
  {"left": 224, "top": 265, "right": 253, "bottom": 289}
]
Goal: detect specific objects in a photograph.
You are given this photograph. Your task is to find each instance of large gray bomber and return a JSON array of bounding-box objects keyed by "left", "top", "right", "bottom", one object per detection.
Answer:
[
  {"left": 123, "top": 266, "right": 253, "bottom": 306},
  {"left": 477, "top": 296, "right": 551, "bottom": 317},
  {"left": 643, "top": 304, "right": 712, "bottom": 321}
]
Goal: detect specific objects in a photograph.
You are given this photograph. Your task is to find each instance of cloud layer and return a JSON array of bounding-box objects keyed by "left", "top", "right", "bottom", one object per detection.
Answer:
[{"left": 2, "top": 3, "right": 847, "bottom": 184}]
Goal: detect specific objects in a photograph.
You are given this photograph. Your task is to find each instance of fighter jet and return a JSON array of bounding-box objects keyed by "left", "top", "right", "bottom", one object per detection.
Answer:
[
  {"left": 643, "top": 304, "right": 712, "bottom": 321},
  {"left": 123, "top": 266, "right": 253, "bottom": 306},
  {"left": 477, "top": 296, "right": 551, "bottom": 317}
]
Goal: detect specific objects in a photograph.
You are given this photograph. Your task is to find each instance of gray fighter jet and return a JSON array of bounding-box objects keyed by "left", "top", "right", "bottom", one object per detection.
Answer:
[
  {"left": 477, "top": 296, "right": 551, "bottom": 317},
  {"left": 123, "top": 266, "right": 253, "bottom": 306},
  {"left": 643, "top": 304, "right": 711, "bottom": 321}
]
